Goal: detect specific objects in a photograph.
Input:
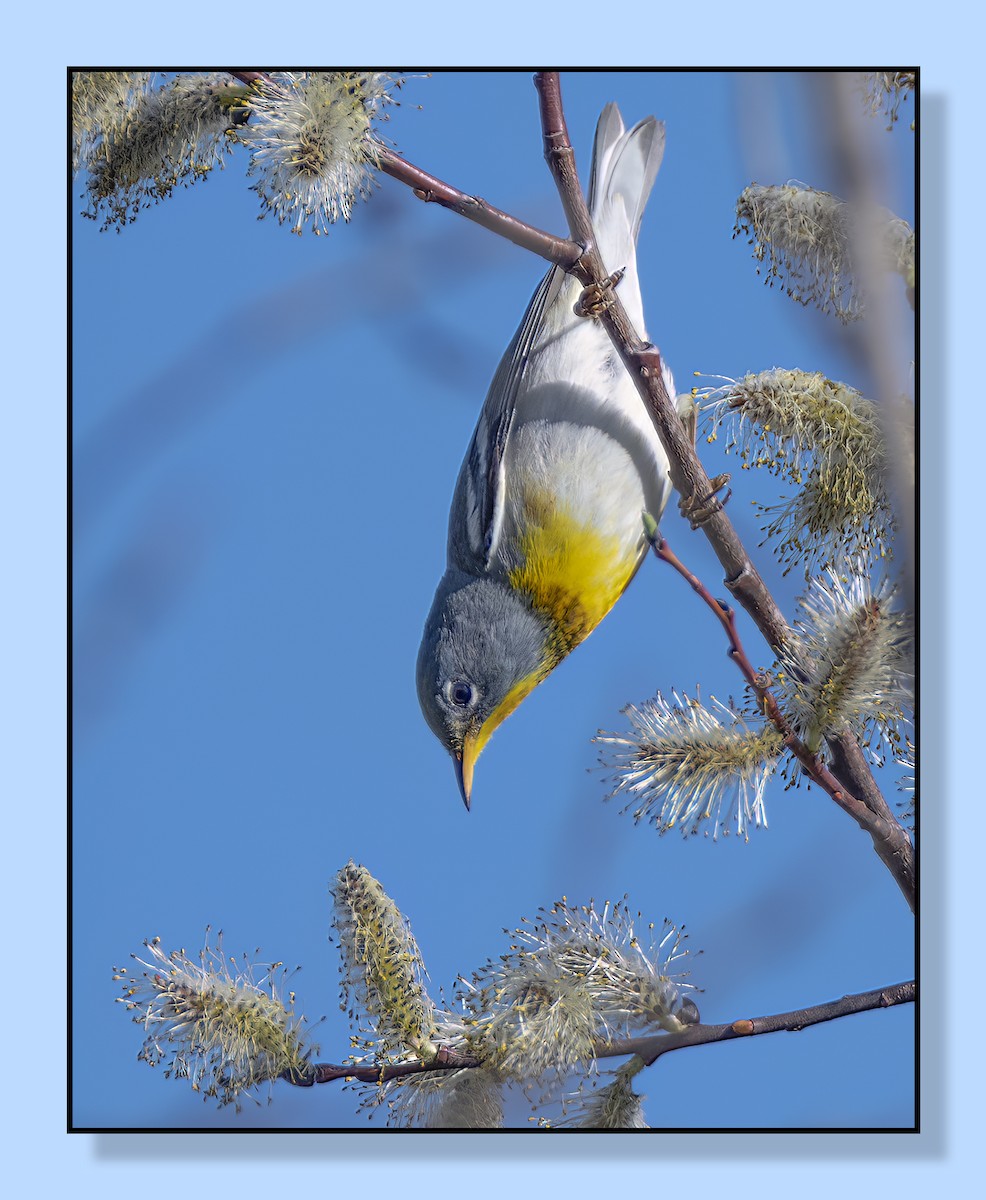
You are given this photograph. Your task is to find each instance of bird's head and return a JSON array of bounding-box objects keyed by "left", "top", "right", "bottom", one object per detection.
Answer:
[{"left": 417, "top": 571, "right": 550, "bottom": 809}]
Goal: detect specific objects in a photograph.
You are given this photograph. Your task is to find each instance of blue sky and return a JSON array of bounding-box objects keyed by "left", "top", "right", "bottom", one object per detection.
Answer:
[{"left": 70, "top": 70, "right": 917, "bottom": 1132}]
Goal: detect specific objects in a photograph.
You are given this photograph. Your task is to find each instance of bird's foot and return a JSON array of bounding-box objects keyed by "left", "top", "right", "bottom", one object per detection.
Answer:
[
  {"left": 574, "top": 267, "right": 626, "bottom": 318},
  {"left": 679, "top": 473, "right": 732, "bottom": 528}
]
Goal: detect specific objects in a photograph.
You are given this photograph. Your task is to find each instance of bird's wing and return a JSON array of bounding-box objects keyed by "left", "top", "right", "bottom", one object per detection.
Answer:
[
  {"left": 449, "top": 265, "right": 562, "bottom": 571},
  {"left": 448, "top": 108, "right": 665, "bottom": 574}
]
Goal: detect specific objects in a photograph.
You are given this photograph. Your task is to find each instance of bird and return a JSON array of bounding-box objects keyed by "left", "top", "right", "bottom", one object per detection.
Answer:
[{"left": 417, "top": 102, "right": 676, "bottom": 809}]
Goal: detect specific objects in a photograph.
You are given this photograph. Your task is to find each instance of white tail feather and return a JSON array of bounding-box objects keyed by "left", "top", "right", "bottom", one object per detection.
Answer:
[{"left": 587, "top": 103, "right": 665, "bottom": 326}]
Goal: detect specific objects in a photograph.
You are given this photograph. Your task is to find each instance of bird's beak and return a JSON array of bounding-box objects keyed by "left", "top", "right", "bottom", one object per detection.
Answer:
[
  {"left": 451, "top": 673, "right": 544, "bottom": 812},
  {"left": 453, "top": 741, "right": 476, "bottom": 811}
]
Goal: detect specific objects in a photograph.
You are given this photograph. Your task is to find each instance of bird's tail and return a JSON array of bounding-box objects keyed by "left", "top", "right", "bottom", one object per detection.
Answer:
[{"left": 586, "top": 103, "right": 665, "bottom": 329}]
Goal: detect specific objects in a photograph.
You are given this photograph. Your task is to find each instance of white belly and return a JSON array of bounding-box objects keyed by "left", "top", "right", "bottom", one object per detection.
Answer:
[{"left": 499, "top": 418, "right": 653, "bottom": 572}]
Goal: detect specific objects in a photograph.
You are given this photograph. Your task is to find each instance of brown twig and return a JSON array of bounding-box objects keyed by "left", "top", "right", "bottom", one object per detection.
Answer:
[
  {"left": 828, "top": 729, "right": 916, "bottom": 903},
  {"left": 611, "top": 979, "right": 915, "bottom": 1066},
  {"left": 652, "top": 533, "right": 823, "bottom": 749},
  {"left": 375, "top": 146, "right": 583, "bottom": 268},
  {"left": 286, "top": 979, "right": 914, "bottom": 1087},
  {"left": 295, "top": 1045, "right": 481, "bottom": 1087}
]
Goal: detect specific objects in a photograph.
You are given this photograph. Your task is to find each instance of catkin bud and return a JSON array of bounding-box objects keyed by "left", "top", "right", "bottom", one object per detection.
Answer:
[
  {"left": 332, "top": 862, "right": 437, "bottom": 1059},
  {"left": 779, "top": 570, "right": 913, "bottom": 756},
  {"left": 388, "top": 1066, "right": 505, "bottom": 1129},
  {"left": 861, "top": 71, "right": 916, "bottom": 131},
  {"left": 700, "top": 368, "right": 901, "bottom": 572},
  {"left": 560, "top": 1055, "right": 650, "bottom": 1129},
  {"left": 734, "top": 183, "right": 914, "bottom": 321},
  {"left": 240, "top": 71, "right": 403, "bottom": 234},
  {"left": 597, "top": 691, "right": 782, "bottom": 840},
  {"left": 462, "top": 897, "right": 699, "bottom": 1087},
  {"left": 72, "top": 71, "right": 152, "bottom": 175},
  {"left": 81, "top": 73, "right": 246, "bottom": 229},
  {"left": 114, "top": 929, "right": 317, "bottom": 1110}
]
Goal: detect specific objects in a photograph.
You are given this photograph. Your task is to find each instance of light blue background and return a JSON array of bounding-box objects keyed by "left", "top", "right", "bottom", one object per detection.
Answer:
[{"left": 5, "top": 1, "right": 969, "bottom": 1193}]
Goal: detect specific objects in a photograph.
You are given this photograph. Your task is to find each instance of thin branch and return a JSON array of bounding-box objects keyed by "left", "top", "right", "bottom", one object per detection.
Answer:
[
  {"left": 650, "top": 531, "right": 915, "bottom": 911},
  {"left": 227, "top": 70, "right": 582, "bottom": 269},
  {"left": 828, "top": 729, "right": 916, "bottom": 902},
  {"left": 296, "top": 1045, "right": 480, "bottom": 1087},
  {"left": 286, "top": 979, "right": 915, "bottom": 1087},
  {"left": 612, "top": 978, "right": 915, "bottom": 1065},
  {"left": 375, "top": 145, "right": 582, "bottom": 268}
]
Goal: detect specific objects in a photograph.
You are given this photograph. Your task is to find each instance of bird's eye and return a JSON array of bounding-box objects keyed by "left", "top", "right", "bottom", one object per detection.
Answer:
[{"left": 447, "top": 680, "right": 476, "bottom": 708}]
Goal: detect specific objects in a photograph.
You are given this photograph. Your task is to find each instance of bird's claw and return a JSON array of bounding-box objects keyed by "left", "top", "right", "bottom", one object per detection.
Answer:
[
  {"left": 679, "top": 473, "right": 732, "bottom": 528},
  {"left": 574, "top": 268, "right": 626, "bottom": 318}
]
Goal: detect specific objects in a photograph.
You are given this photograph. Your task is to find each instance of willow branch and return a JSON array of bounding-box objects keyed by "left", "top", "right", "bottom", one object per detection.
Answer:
[
  {"left": 293, "top": 1045, "right": 480, "bottom": 1087},
  {"left": 828, "top": 729, "right": 916, "bottom": 904},
  {"left": 610, "top": 979, "right": 915, "bottom": 1065},
  {"left": 650, "top": 531, "right": 915, "bottom": 911},
  {"left": 374, "top": 146, "right": 582, "bottom": 267},
  {"left": 286, "top": 979, "right": 915, "bottom": 1087}
]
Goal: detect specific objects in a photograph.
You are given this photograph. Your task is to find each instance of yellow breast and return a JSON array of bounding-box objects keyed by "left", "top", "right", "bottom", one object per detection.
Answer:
[{"left": 507, "top": 485, "right": 642, "bottom": 665}]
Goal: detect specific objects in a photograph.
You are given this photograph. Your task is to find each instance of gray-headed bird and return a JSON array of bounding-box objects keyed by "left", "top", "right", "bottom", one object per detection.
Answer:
[{"left": 417, "top": 103, "right": 675, "bottom": 808}]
